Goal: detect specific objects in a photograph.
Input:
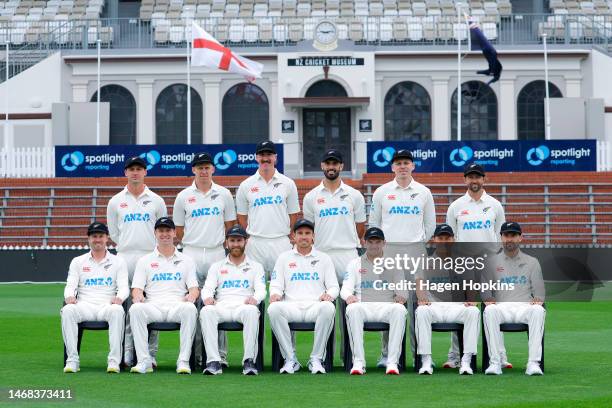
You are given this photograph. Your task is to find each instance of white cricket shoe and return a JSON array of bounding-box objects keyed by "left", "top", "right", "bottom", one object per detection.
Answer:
[
  {"left": 350, "top": 361, "right": 365, "bottom": 375},
  {"left": 308, "top": 359, "right": 326, "bottom": 374},
  {"left": 130, "top": 361, "right": 153, "bottom": 374},
  {"left": 459, "top": 354, "right": 474, "bottom": 375},
  {"left": 419, "top": 355, "right": 433, "bottom": 375},
  {"left": 176, "top": 361, "right": 191, "bottom": 375},
  {"left": 485, "top": 363, "right": 502, "bottom": 375},
  {"left": 525, "top": 362, "right": 543, "bottom": 376},
  {"left": 280, "top": 359, "right": 301, "bottom": 374},
  {"left": 106, "top": 362, "right": 120, "bottom": 374},
  {"left": 63, "top": 362, "right": 79, "bottom": 373},
  {"left": 386, "top": 363, "right": 400, "bottom": 375},
  {"left": 500, "top": 352, "right": 513, "bottom": 368}
]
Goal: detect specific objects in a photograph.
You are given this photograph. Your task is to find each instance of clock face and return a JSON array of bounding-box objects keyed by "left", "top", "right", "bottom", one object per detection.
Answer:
[{"left": 315, "top": 21, "right": 337, "bottom": 45}]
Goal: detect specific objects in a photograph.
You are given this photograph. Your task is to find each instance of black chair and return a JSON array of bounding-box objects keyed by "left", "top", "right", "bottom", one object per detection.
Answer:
[
  {"left": 412, "top": 302, "right": 478, "bottom": 373},
  {"left": 146, "top": 321, "right": 197, "bottom": 370},
  {"left": 61, "top": 301, "right": 125, "bottom": 366},
  {"left": 481, "top": 303, "right": 545, "bottom": 372},
  {"left": 271, "top": 302, "right": 336, "bottom": 373},
  {"left": 340, "top": 300, "right": 407, "bottom": 372},
  {"left": 200, "top": 302, "right": 265, "bottom": 372}
]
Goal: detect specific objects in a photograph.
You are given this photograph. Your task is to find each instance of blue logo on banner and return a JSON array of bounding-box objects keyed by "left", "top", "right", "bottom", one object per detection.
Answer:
[
  {"left": 139, "top": 150, "right": 161, "bottom": 170},
  {"left": 61, "top": 151, "right": 85, "bottom": 171},
  {"left": 526, "top": 145, "right": 551, "bottom": 166},
  {"left": 372, "top": 147, "right": 396, "bottom": 167},
  {"left": 449, "top": 146, "right": 474, "bottom": 167},
  {"left": 214, "top": 150, "right": 237, "bottom": 170}
]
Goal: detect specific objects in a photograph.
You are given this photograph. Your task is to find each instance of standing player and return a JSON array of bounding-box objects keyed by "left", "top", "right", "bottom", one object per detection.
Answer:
[
  {"left": 61, "top": 222, "right": 128, "bottom": 373},
  {"left": 235, "top": 141, "right": 300, "bottom": 276},
  {"left": 106, "top": 156, "right": 167, "bottom": 367},
  {"left": 444, "top": 163, "right": 506, "bottom": 369},
  {"left": 483, "top": 221, "right": 545, "bottom": 376},
  {"left": 414, "top": 224, "right": 480, "bottom": 375},
  {"left": 341, "top": 227, "right": 408, "bottom": 375},
  {"left": 129, "top": 217, "right": 199, "bottom": 374},
  {"left": 173, "top": 152, "right": 236, "bottom": 366},
  {"left": 368, "top": 149, "right": 436, "bottom": 366},
  {"left": 200, "top": 225, "right": 266, "bottom": 376},
  {"left": 268, "top": 219, "right": 339, "bottom": 374}
]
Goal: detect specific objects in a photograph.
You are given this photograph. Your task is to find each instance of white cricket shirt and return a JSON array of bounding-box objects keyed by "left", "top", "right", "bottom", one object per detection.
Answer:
[
  {"left": 483, "top": 250, "right": 545, "bottom": 302},
  {"left": 446, "top": 191, "right": 505, "bottom": 242},
  {"left": 202, "top": 256, "right": 266, "bottom": 304},
  {"left": 340, "top": 254, "right": 407, "bottom": 302}
]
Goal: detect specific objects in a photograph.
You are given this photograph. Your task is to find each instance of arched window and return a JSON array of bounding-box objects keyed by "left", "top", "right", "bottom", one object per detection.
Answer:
[
  {"left": 517, "top": 80, "right": 563, "bottom": 140},
  {"left": 222, "top": 83, "right": 269, "bottom": 144},
  {"left": 305, "top": 80, "right": 348, "bottom": 97},
  {"left": 90, "top": 85, "right": 136, "bottom": 145},
  {"left": 451, "top": 81, "right": 498, "bottom": 140},
  {"left": 384, "top": 81, "right": 432, "bottom": 141},
  {"left": 155, "top": 84, "right": 203, "bottom": 144}
]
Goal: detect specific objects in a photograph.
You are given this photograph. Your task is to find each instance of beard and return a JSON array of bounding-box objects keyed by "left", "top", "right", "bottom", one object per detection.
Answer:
[
  {"left": 230, "top": 246, "right": 245, "bottom": 257},
  {"left": 503, "top": 242, "right": 519, "bottom": 252},
  {"left": 469, "top": 183, "right": 482, "bottom": 192},
  {"left": 324, "top": 169, "right": 339, "bottom": 180}
]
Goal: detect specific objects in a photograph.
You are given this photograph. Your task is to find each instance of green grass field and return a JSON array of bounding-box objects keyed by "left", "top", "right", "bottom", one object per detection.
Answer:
[{"left": 1, "top": 284, "right": 611, "bottom": 407}]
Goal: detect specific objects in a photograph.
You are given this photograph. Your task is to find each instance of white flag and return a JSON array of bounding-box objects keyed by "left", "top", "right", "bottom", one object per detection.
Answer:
[{"left": 191, "top": 22, "right": 263, "bottom": 81}]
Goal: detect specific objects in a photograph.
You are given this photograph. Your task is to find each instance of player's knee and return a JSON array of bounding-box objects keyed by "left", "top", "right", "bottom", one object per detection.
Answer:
[
  {"left": 61, "top": 303, "right": 77, "bottom": 315},
  {"left": 267, "top": 302, "right": 282, "bottom": 319},
  {"left": 391, "top": 303, "right": 407, "bottom": 317},
  {"left": 415, "top": 305, "right": 430, "bottom": 318},
  {"left": 483, "top": 304, "right": 498, "bottom": 318},
  {"left": 109, "top": 304, "right": 125, "bottom": 316},
  {"left": 319, "top": 301, "right": 335, "bottom": 318},
  {"left": 345, "top": 303, "right": 359, "bottom": 317},
  {"left": 531, "top": 304, "right": 546, "bottom": 316},
  {"left": 129, "top": 302, "right": 145, "bottom": 318}
]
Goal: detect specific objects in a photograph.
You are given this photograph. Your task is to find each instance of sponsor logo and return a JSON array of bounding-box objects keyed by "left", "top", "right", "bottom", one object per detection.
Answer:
[
  {"left": 317, "top": 198, "right": 326, "bottom": 204},
  {"left": 318, "top": 206, "right": 350, "bottom": 217},
  {"left": 220, "top": 269, "right": 228, "bottom": 275},
  {"left": 84, "top": 277, "right": 113, "bottom": 286},
  {"left": 123, "top": 213, "right": 151, "bottom": 223},
  {"left": 359, "top": 268, "right": 367, "bottom": 274},
  {"left": 499, "top": 275, "right": 528, "bottom": 285},
  {"left": 450, "top": 146, "right": 514, "bottom": 167},
  {"left": 460, "top": 210, "right": 469, "bottom": 216},
  {"left": 61, "top": 151, "right": 125, "bottom": 172},
  {"left": 388, "top": 205, "right": 420, "bottom": 215},
  {"left": 526, "top": 145, "right": 550, "bottom": 166},
  {"left": 462, "top": 220, "right": 492, "bottom": 230},
  {"left": 250, "top": 187, "right": 259, "bottom": 193},
  {"left": 151, "top": 272, "right": 182, "bottom": 281},
  {"left": 221, "top": 279, "right": 249, "bottom": 289},
  {"left": 526, "top": 145, "right": 591, "bottom": 166},
  {"left": 290, "top": 272, "right": 320, "bottom": 281},
  {"left": 253, "top": 195, "right": 283, "bottom": 207},
  {"left": 190, "top": 207, "right": 221, "bottom": 217},
  {"left": 449, "top": 146, "right": 473, "bottom": 167},
  {"left": 188, "top": 196, "right": 196, "bottom": 204},
  {"left": 61, "top": 151, "right": 85, "bottom": 172},
  {"left": 214, "top": 149, "right": 237, "bottom": 170},
  {"left": 372, "top": 147, "right": 396, "bottom": 167},
  {"left": 387, "top": 194, "right": 396, "bottom": 201},
  {"left": 139, "top": 150, "right": 161, "bottom": 170},
  {"left": 82, "top": 266, "right": 91, "bottom": 272},
  {"left": 119, "top": 202, "right": 128, "bottom": 209},
  {"left": 288, "top": 262, "right": 297, "bottom": 269},
  {"left": 151, "top": 262, "right": 159, "bottom": 268}
]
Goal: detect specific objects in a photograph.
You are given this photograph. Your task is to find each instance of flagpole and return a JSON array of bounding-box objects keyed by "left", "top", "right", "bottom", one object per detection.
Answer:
[
  {"left": 96, "top": 38, "right": 101, "bottom": 146},
  {"left": 457, "top": 2, "right": 462, "bottom": 142},
  {"left": 187, "top": 27, "right": 192, "bottom": 145},
  {"left": 4, "top": 41, "right": 9, "bottom": 171},
  {"left": 543, "top": 33, "right": 551, "bottom": 141}
]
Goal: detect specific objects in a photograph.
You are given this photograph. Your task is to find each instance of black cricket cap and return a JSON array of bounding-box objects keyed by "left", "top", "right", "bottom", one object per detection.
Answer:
[
  {"left": 391, "top": 149, "right": 414, "bottom": 163},
  {"left": 434, "top": 224, "right": 454, "bottom": 237},
  {"left": 87, "top": 222, "right": 109, "bottom": 235},
  {"left": 464, "top": 163, "right": 486, "bottom": 177},
  {"left": 124, "top": 156, "right": 147, "bottom": 169},
  {"left": 226, "top": 224, "right": 248, "bottom": 238},
  {"left": 192, "top": 152, "right": 213, "bottom": 166},
  {"left": 256, "top": 141, "right": 276, "bottom": 154},
  {"left": 293, "top": 218, "right": 315, "bottom": 232},
  {"left": 500, "top": 221, "right": 522, "bottom": 235},
  {"left": 364, "top": 227, "right": 385, "bottom": 241},
  {"left": 321, "top": 149, "right": 343, "bottom": 163},
  {"left": 155, "top": 217, "right": 176, "bottom": 230}
]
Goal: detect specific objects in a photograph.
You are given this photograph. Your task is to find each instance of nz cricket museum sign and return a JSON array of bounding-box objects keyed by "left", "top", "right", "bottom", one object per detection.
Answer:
[{"left": 287, "top": 57, "right": 365, "bottom": 67}]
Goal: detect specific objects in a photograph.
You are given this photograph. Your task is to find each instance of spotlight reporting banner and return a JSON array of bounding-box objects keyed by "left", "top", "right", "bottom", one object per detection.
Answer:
[
  {"left": 55, "top": 144, "right": 284, "bottom": 177},
  {"left": 367, "top": 140, "right": 597, "bottom": 173}
]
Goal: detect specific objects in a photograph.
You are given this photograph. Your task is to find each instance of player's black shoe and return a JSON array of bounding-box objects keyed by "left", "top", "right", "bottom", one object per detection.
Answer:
[
  {"left": 203, "top": 361, "right": 223, "bottom": 375},
  {"left": 242, "top": 359, "right": 258, "bottom": 375}
]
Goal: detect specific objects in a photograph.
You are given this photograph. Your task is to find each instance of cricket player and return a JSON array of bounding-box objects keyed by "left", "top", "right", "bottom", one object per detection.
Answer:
[
  {"left": 443, "top": 163, "right": 506, "bottom": 369},
  {"left": 341, "top": 227, "right": 408, "bottom": 375},
  {"left": 200, "top": 225, "right": 266, "bottom": 376},
  {"left": 414, "top": 224, "right": 480, "bottom": 375},
  {"left": 368, "top": 148, "right": 436, "bottom": 367},
  {"left": 106, "top": 156, "right": 167, "bottom": 367},
  {"left": 236, "top": 141, "right": 300, "bottom": 275},
  {"left": 129, "top": 217, "right": 199, "bottom": 374},
  {"left": 173, "top": 152, "right": 236, "bottom": 366},
  {"left": 268, "top": 219, "right": 339, "bottom": 374},
  {"left": 483, "top": 221, "right": 545, "bottom": 376},
  {"left": 61, "top": 222, "right": 129, "bottom": 373}
]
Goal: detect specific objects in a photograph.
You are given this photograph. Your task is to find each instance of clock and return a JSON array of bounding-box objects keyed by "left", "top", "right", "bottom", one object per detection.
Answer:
[{"left": 313, "top": 20, "right": 338, "bottom": 51}]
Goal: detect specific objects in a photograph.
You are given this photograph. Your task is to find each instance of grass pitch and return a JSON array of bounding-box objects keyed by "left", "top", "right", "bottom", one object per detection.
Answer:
[{"left": 1, "top": 284, "right": 611, "bottom": 407}]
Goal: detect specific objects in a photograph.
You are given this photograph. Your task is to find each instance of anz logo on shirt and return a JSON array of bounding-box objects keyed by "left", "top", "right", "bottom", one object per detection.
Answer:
[
  {"left": 388, "top": 206, "right": 421, "bottom": 215},
  {"left": 152, "top": 272, "right": 182, "bottom": 282},
  {"left": 123, "top": 213, "right": 151, "bottom": 222},
  {"left": 190, "top": 207, "right": 221, "bottom": 217},
  {"left": 462, "top": 220, "right": 492, "bottom": 230},
  {"left": 222, "top": 279, "right": 250, "bottom": 289},
  {"left": 318, "top": 206, "right": 350, "bottom": 217},
  {"left": 253, "top": 195, "right": 283, "bottom": 207},
  {"left": 499, "top": 275, "right": 528, "bottom": 285},
  {"left": 290, "top": 272, "right": 320, "bottom": 281},
  {"left": 360, "top": 280, "right": 386, "bottom": 289},
  {"left": 84, "top": 277, "right": 113, "bottom": 286}
]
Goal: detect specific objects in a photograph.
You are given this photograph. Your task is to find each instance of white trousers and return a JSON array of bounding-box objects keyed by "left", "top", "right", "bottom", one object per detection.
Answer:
[
  {"left": 245, "top": 235, "right": 292, "bottom": 275},
  {"left": 268, "top": 300, "right": 335, "bottom": 362},
  {"left": 129, "top": 302, "right": 197, "bottom": 366},
  {"left": 61, "top": 302, "right": 125, "bottom": 365},
  {"left": 345, "top": 302, "right": 407, "bottom": 366},
  {"left": 415, "top": 302, "right": 480, "bottom": 355},
  {"left": 484, "top": 302, "right": 546, "bottom": 364},
  {"left": 200, "top": 301, "right": 260, "bottom": 364}
]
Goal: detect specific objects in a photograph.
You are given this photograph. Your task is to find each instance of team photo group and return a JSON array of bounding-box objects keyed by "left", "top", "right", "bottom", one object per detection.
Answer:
[{"left": 61, "top": 140, "right": 546, "bottom": 377}]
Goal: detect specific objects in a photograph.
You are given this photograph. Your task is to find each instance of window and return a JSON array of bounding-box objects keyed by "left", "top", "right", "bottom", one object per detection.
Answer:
[
  {"left": 90, "top": 85, "right": 136, "bottom": 145},
  {"left": 222, "top": 83, "right": 269, "bottom": 144},
  {"left": 517, "top": 80, "right": 562, "bottom": 140},
  {"left": 451, "top": 81, "right": 498, "bottom": 140},
  {"left": 155, "top": 84, "right": 203, "bottom": 144},
  {"left": 384, "top": 81, "right": 432, "bottom": 141},
  {"left": 305, "top": 80, "right": 348, "bottom": 97}
]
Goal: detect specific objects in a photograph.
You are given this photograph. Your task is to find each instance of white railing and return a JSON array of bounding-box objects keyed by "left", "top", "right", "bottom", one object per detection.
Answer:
[
  {"left": 597, "top": 140, "right": 612, "bottom": 172},
  {"left": 0, "top": 147, "right": 55, "bottom": 178}
]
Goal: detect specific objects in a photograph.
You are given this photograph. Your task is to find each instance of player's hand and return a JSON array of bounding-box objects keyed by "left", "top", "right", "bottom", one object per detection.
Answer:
[
  {"left": 185, "top": 293, "right": 198, "bottom": 303},
  {"left": 270, "top": 294, "right": 282, "bottom": 303},
  {"left": 346, "top": 295, "right": 358, "bottom": 304},
  {"left": 530, "top": 297, "right": 543, "bottom": 305},
  {"left": 244, "top": 296, "right": 258, "bottom": 305},
  {"left": 111, "top": 297, "right": 123, "bottom": 305},
  {"left": 204, "top": 297, "right": 216, "bottom": 306},
  {"left": 417, "top": 298, "right": 430, "bottom": 306},
  {"left": 132, "top": 293, "right": 145, "bottom": 303},
  {"left": 65, "top": 296, "right": 77, "bottom": 304},
  {"left": 320, "top": 293, "right": 333, "bottom": 302},
  {"left": 464, "top": 301, "right": 477, "bottom": 307},
  {"left": 394, "top": 295, "right": 407, "bottom": 304},
  {"left": 484, "top": 298, "right": 496, "bottom": 306}
]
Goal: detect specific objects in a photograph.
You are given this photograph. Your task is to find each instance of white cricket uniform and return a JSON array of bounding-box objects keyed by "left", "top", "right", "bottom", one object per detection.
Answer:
[
  {"left": 446, "top": 191, "right": 506, "bottom": 243},
  {"left": 61, "top": 251, "right": 129, "bottom": 366},
  {"left": 483, "top": 250, "right": 546, "bottom": 365},
  {"left": 414, "top": 254, "right": 480, "bottom": 356},
  {"left": 368, "top": 178, "right": 436, "bottom": 243},
  {"left": 341, "top": 255, "right": 407, "bottom": 367},
  {"left": 173, "top": 181, "right": 236, "bottom": 283},
  {"left": 236, "top": 170, "right": 300, "bottom": 273},
  {"left": 268, "top": 248, "right": 339, "bottom": 362},
  {"left": 129, "top": 249, "right": 199, "bottom": 366},
  {"left": 106, "top": 185, "right": 167, "bottom": 362},
  {"left": 302, "top": 181, "right": 365, "bottom": 280},
  {"left": 200, "top": 256, "right": 266, "bottom": 364}
]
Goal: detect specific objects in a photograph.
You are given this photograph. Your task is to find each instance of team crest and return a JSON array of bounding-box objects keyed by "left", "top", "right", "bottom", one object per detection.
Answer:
[
  {"left": 188, "top": 196, "right": 196, "bottom": 204},
  {"left": 211, "top": 193, "right": 219, "bottom": 200},
  {"left": 410, "top": 193, "right": 419, "bottom": 199},
  {"left": 142, "top": 200, "right": 151, "bottom": 206},
  {"left": 483, "top": 206, "right": 491, "bottom": 213},
  {"left": 103, "top": 263, "right": 112, "bottom": 270},
  {"left": 273, "top": 183, "right": 282, "bottom": 189},
  {"left": 311, "top": 260, "right": 320, "bottom": 266},
  {"left": 518, "top": 263, "right": 526, "bottom": 268},
  {"left": 340, "top": 194, "right": 349, "bottom": 201},
  {"left": 173, "top": 260, "right": 182, "bottom": 265},
  {"left": 242, "top": 267, "right": 251, "bottom": 273}
]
